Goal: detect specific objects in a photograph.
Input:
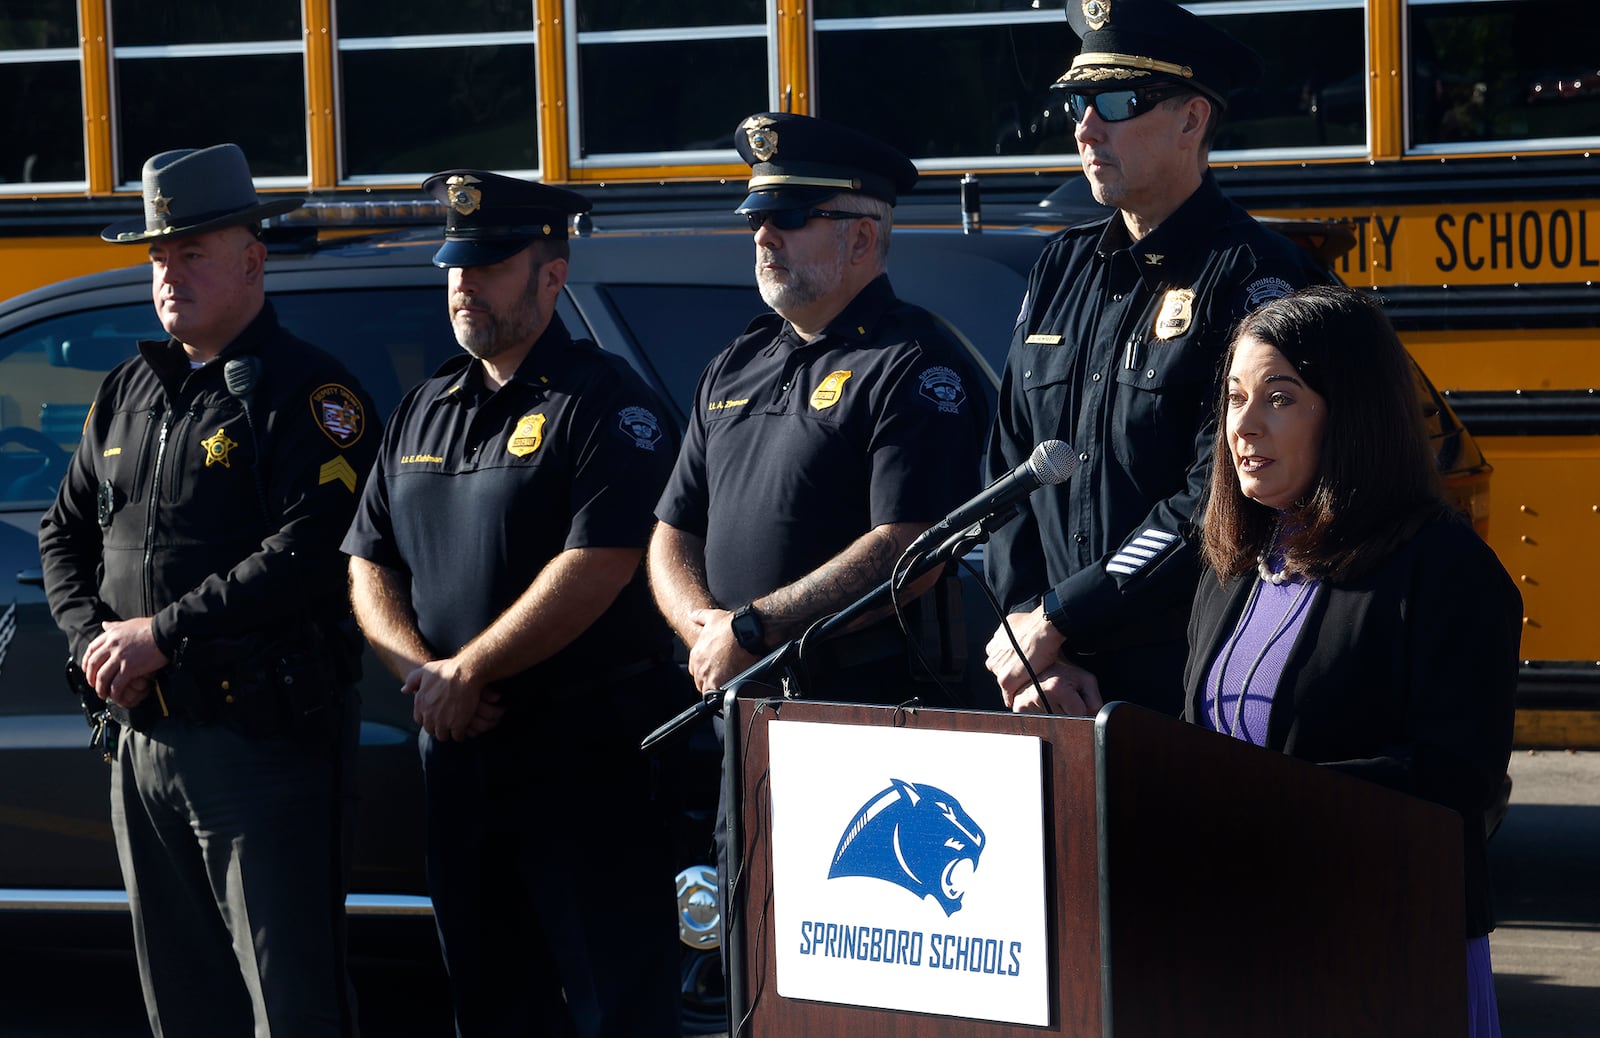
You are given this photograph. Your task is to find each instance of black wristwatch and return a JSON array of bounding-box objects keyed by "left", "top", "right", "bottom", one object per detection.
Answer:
[{"left": 730, "top": 602, "right": 766, "bottom": 654}]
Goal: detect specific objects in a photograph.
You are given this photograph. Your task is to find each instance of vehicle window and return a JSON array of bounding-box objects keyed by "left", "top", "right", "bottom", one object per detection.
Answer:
[
  {"left": 0, "top": 302, "right": 158, "bottom": 505},
  {"left": 272, "top": 287, "right": 460, "bottom": 421},
  {"left": 0, "top": 0, "right": 84, "bottom": 187},
  {"left": 597, "top": 284, "right": 766, "bottom": 417}
]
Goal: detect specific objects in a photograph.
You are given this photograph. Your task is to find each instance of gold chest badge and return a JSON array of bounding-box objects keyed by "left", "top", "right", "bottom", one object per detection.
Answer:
[
  {"left": 508, "top": 413, "right": 546, "bottom": 457},
  {"left": 809, "top": 370, "right": 853, "bottom": 411},
  {"left": 1153, "top": 288, "right": 1196, "bottom": 341},
  {"left": 200, "top": 427, "right": 238, "bottom": 468}
]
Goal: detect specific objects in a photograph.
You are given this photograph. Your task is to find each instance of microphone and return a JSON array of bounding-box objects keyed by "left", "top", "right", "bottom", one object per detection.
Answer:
[{"left": 904, "top": 440, "right": 1078, "bottom": 559}]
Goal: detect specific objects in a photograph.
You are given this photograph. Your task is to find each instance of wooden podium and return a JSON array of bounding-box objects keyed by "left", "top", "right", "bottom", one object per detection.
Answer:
[{"left": 722, "top": 698, "right": 1466, "bottom": 1036}]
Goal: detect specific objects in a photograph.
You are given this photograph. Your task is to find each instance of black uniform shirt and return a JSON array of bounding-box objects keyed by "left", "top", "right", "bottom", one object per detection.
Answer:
[
  {"left": 656, "top": 275, "right": 987, "bottom": 608},
  {"left": 986, "top": 173, "right": 1329, "bottom": 650},
  {"left": 40, "top": 301, "right": 378, "bottom": 664},
  {"left": 342, "top": 316, "right": 676, "bottom": 693}
]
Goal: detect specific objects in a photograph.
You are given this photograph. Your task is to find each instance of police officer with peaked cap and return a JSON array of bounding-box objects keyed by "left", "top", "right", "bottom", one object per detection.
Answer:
[
  {"left": 344, "top": 169, "right": 683, "bottom": 1037},
  {"left": 40, "top": 142, "right": 377, "bottom": 1036},
  {"left": 983, "top": 0, "right": 1330, "bottom": 715},
  {"left": 651, "top": 110, "right": 988, "bottom": 708},
  {"left": 648, "top": 117, "right": 989, "bottom": 993}
]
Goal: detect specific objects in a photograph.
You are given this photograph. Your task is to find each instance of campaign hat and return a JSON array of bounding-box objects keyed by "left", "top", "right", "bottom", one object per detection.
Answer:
[
  {"left": 101, "top": 144, "right": 304, "bottom": 244},
  {"left": 1054, "top": 0, "right": 1264, "bottom": 105},
  {"left": 423, "top": 169, "right": 593, "bottom": 268},
  {"left": 734, "top": 112, "right": 918, "bottom": 213}
]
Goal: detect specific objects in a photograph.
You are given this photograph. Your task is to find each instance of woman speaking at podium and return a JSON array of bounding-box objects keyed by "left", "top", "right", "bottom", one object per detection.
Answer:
[{"left": 1184, "top": 285, "right": 1519, "bottom": 1036}]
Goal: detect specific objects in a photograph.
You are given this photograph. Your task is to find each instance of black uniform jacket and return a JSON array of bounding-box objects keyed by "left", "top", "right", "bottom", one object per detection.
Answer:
[
  {"left": 1182, "top": 512, "right": 1521, "bottom": 937},
  {"left": 40, "top": 302, "right": 379, "bottom": 670},
  {"left": 987, "top": 173, "right": 1329, "bottom": 653}
]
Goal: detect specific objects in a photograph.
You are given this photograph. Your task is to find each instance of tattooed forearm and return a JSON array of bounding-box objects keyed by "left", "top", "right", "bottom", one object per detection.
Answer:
[{"left": 756, "top": 522, "right": 922, "bottom": 642}]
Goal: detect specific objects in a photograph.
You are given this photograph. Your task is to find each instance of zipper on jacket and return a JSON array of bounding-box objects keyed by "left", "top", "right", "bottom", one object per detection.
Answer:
[{"left": 142, "top": 413, "right": 174, "bottom": 617}]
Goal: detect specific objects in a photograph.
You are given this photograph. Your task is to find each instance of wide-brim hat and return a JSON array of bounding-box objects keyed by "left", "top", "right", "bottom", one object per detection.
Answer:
[
  {"left": 101, "top": 144, "right": 303, "bottom": 244},
  {"left": 1054, "top": 0, "right": 1264, "bottom": 105},
  {"left": 733, "top": 112, "right": 918, "bottom": 213},
  {"left": 423, "top": 169, "right": 593, "bottom": 268}
]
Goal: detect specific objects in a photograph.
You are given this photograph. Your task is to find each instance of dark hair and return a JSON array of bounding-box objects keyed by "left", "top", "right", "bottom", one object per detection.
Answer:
[{"left": 1200, "top": 285, "right": 1443, "bottom": 583}]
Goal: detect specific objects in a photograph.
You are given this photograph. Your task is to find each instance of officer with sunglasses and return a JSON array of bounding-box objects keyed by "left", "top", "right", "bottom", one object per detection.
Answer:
[
  {"left": 651, "top": 111, "right": 988, "bottom": 705},
  {"left": 985, "top": 0, "right": 1330, "bottom": 716}
]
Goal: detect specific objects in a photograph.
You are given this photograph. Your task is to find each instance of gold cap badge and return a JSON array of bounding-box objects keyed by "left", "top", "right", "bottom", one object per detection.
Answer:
[
  {"left": 1083, "top": 0, "right": 1111, "bottom": 32},
  {"left": 743, "top": 116, "right": 779, "bottom": 162},
  {"left": 444, "top": 174, "right": 483, "bottom": 216}
]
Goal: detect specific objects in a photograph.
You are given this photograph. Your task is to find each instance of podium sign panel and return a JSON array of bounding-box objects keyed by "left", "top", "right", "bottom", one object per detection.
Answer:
[{"left": 767, "top": 721, "right": 1050, "bottom": 1025}]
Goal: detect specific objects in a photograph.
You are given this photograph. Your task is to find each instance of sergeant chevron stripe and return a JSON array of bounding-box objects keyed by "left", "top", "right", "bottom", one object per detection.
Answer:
[{"left": 1105, "top": 529, "right": 1180, "bottom": 576}]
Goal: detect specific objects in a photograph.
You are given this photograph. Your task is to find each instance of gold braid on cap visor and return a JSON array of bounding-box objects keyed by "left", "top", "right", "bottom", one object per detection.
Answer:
[{"left": 1062, "top": 51, "right": 1195, "bottom": 81}]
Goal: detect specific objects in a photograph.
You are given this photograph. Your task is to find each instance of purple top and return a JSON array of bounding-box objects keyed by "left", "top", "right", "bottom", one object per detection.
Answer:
[{"left": 1200, "top": 574, "right": 1320, "bottom": 745}]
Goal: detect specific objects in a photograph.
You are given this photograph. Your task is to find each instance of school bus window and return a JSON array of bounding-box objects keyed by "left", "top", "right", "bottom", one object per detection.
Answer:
[
  {"left": 115, "top": 53, "right": 307, "bottom": 184},
  {"left": 0, "top": 54, "right": 83, "bottom": 187},
  {"left": 109, "top": 0, "right": 299, "bottom": 47},
  {"left": 1211, "top": 5, "right": 1366, "bottom": 153},
  {"left": 337, "top": 0, "right": 532, "bottom": 37},
  {"left": 813, "top": 7, "right": 1074, "bottom": 163},
  {"left": 578, "top": 34, "right": 767, "bottom": 159},
  {"left": 572, "top": 4, "right": 768, "bottom": 163},
  {"left": 577, "top": 0, "right": 765, "bottom": 32},
  {"left": 817, "top": 0, "right": 1060, "bottom": 14},
  {"left": 1408, "top": 0, "right": 1600, "bottom": 150},
  {"left": 340, "top": 42, "right": 540, "bottom": 179},
  {"left": 110, "top": 0, "right": 305, "bottom": 185}
]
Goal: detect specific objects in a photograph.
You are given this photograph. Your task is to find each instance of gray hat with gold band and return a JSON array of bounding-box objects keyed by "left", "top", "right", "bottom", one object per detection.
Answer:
[{"left": 101, "top": 144, "right": 304, "bottom": 244}]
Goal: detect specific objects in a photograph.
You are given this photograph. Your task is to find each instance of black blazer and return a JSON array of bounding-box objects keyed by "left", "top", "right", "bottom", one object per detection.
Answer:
[{"left": 1183, "top": 511, "right": 1521, "bottom": 937}]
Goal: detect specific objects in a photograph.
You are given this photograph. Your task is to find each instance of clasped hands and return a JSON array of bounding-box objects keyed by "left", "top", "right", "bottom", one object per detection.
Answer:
[{"left": 985, "top": 607, "right": 1104, "bottom": 717}]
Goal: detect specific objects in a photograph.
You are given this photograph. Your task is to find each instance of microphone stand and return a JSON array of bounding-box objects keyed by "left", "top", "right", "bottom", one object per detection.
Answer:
[{"left": 639, "top": 505, "right": 1018, "bottom": 752}]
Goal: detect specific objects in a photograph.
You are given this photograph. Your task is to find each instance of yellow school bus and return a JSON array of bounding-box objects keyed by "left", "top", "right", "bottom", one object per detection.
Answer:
[{"left": 2, "top": 0, "right": 1596, "bottom": 742}]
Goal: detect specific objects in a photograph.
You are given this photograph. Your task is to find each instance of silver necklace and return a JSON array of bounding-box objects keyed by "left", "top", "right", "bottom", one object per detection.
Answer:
[{"left": 1210, "top": 576, "right": 1317, "bottom": 738}]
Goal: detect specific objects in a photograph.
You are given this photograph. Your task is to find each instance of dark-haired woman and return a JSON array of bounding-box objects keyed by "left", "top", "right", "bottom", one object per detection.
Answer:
[{"left": 1185, "top": 285, "right": 1519, "bottom": 1036}]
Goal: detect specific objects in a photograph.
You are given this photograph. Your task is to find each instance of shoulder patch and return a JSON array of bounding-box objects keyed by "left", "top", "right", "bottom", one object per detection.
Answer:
[
  {"left": 1243, "top": 276, "right": 1295, "bottom": 311},
  {"left": 917, "top": 366, "right": 967, "bottom": 414},
  {"left": 618, "top": 406, "right": 664, "bottom": 451},
  {"left": 309, "top": 383, "right": 366, "bottom": 448}
]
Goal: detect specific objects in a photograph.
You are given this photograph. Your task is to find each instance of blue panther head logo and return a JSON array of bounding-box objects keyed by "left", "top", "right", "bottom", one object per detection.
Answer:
[{"left": 828, "top": 778, "right": 985, "bottom": 916}]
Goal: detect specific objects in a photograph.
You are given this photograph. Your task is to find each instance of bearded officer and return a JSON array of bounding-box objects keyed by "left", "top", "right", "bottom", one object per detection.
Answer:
[{"left": 343, "top": 170, "right": 681, "bottom": 1037}]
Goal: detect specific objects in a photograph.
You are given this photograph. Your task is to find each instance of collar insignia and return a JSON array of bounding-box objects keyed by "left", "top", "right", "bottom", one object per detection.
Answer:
[
  {"left": 743, "top": 116, "right": 779, "bottom": 162},
  {"left": 1153, "top": 288, "right": 1195, "bottom": 341},
  {"left": 809, "top": 369, "right": 853, "bottom": 411},
  {"left": 310, "top": 383, "right": 366, "bottom": 447},
  {"left": 1083, "top": 0, "right": 1111, "bottom": 32},
  {"left": 508, "top": 412, "right": 546, "bottom": 457},
  {"left": 1143, "top": 253, "right": 1165, "bottom": 266},
  {"left": 444, "top": 174, "right": 483, "bottom": 216},
  {"left": 200, "top": 426, "right": 238, "bottom": 468}
]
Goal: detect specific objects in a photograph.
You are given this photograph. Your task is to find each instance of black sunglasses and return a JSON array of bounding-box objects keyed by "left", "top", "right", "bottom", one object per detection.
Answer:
[
  {"left": 1063, "top": 85, "right": 1192, "bottom": 124},
  {"left": 743, "top": 208, "right": 881, "bottom": 232}
]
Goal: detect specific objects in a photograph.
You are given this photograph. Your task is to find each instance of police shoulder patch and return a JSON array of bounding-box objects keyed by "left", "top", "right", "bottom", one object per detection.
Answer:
[
  {"left": 617, "top": 405, "right": 663, "bottom": 451},
  {"left": 918, "top": 366, "right": 967, "bottom": 414},
  {"left": 309, "top": 383, "right": 366, "bottom": 448},
  {"left": 1244, "top": 276, "right": 1295, "bottom": 311}
]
